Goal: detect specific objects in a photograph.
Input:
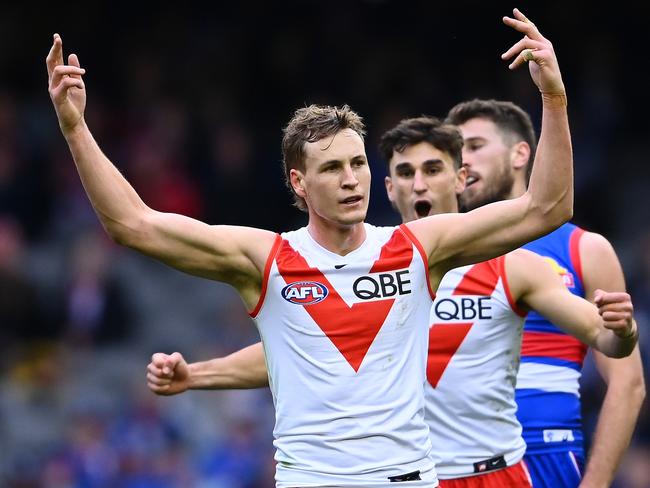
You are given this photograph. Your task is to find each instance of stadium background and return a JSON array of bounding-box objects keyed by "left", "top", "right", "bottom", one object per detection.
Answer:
[{"left": 0, "top": 1, "right": 648, "bottom": 486}]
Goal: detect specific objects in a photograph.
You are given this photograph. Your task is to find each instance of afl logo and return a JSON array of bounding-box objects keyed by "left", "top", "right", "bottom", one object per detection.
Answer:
[{"left": 282, "top": 281, "right": 329, "bottom": 305}]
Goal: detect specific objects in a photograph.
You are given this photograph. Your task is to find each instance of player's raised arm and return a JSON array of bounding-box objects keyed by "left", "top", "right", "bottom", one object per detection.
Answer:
[
  {"left": 408, "top": 9, "right": 572, "bottom": 277},
  {"left": 507, "top": 249, "right": 637, "bottom": 359},
  {"left": 46, "top": 34, "right": 275, "bottom": 307}
]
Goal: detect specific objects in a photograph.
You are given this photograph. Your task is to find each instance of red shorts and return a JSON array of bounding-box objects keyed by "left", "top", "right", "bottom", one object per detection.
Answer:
[{"left": 438, "top": 461, "right": 532, "bottom": 488}]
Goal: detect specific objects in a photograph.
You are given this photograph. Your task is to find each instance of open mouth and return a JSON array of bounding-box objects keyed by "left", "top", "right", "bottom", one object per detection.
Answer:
[
  {"left": 465, "top": 174, "right": 479, "bottom": 187},
  {"left": 414, "top": 201, "right": 432, "bottom": 218}
]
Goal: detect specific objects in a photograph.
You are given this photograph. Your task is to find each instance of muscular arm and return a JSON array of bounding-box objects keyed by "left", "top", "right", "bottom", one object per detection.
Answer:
[
  {"left": 408, "top": 10, "right": 572, "bottom": 284},
  {"left": 578, "top": 232, "right": 645, "bottom": 488},
  {"left": 147, "top": 343, "right": 268, "bottom": 395},
  {"left": 506, "top": 249, "right": 637, "bottom": 358},
  {"left": 188, "top": 343, "right": 268, "bottom": 390},
  {"left": 46, "top": 35, "right": 275, "bottom": 308}
]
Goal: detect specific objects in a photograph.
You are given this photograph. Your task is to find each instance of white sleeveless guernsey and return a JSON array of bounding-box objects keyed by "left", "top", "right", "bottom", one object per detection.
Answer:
[
  {"left": 424, "top": 256, "right": 527, "bottom": 479},
  {"left": 251, "top": 224, "right": 438, "bottom": 487}
]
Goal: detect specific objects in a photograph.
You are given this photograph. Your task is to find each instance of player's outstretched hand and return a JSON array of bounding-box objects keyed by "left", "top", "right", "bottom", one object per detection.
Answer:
[
  {"left": 46, "top": 33, "right": 87, "bottom": 134},
  {"left": 147, "top": 352, "right": 190, "bottom": 396},
  {"left": 594, "top": 290, "right": 636, "bottom": 339},
  {"left": 501, "top": 8, "right": 565, "bottom": 96}
]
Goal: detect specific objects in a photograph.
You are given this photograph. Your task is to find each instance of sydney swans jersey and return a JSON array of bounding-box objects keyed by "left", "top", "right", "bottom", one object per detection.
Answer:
[
  {"left": 251, "top": 224, "right": 438, "bottom": 487},
  {"left": 516, "top": 223, "right": 587, "bottom": 453},
  {"left": 425, "top": 256, "right": 527, "bottom": 478}
]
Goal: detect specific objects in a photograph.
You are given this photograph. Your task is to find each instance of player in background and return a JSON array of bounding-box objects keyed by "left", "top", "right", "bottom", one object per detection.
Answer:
[
  {"left": 147, "top": 110, "right": 638, "bottom": 487},
  {"left": 446, "top": 99, "right": 645, "bottom": 488}
]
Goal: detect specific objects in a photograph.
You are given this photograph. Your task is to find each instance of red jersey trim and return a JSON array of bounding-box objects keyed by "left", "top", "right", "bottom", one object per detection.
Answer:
[
  {"left": 249, "top": 233, "right": 283, "bottom": 318},
  {"left": 568, "top": 227, "right": 585, "bottom": 286},
  {"left": 399, "top": 223, "right": 436, "bottom": 300},
  {"left": 521, "top": 331, "right": 588, "bottom": 364},
  {"left": 499, "top": 255, "right": 527, "bottom": 317}
]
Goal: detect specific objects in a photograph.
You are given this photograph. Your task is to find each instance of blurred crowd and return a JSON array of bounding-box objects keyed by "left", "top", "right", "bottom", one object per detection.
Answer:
[{"left": 0, "top": 2, "right": 648, "bottom": 487}]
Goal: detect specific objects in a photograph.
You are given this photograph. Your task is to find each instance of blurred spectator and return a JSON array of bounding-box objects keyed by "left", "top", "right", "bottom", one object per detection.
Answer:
[
  {"left": 63, "top": 229, "right": 131, "bottom": 346},
  {"left": 0, "top": 217, "right": 49, "bottom": 346}
]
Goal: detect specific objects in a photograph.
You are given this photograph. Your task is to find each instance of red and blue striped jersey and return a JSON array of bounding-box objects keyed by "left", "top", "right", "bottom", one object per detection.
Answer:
[{"left": 515, "top": 222, "right": 588, "bottom": 453}]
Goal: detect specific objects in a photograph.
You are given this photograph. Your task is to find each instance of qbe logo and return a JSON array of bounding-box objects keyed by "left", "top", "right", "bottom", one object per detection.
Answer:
[
  {"left": 282, "top": 281, "right": 329, "bottom": 305},
  {"left": 433, "top": 296, "right": 492, "bottom": 321},
  {"left": 353, "top": 270, "right": 411, "bottom": 300}
]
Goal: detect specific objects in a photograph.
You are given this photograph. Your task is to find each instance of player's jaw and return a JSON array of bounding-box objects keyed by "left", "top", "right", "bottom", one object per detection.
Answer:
[
  {"left": 460, "top": 165, "right": 514, "bottom": 212},
  {"left": 336, "top": 191, "right": 369, "bottom": 223}
]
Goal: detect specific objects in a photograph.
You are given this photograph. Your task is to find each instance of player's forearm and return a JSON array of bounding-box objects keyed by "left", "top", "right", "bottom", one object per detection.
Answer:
[
  {"left": 187, "top": 344, "right": 269, "bottom": 390},
  {"left": 526, "top": 95, "right": 573, "bottom": 229},
  {"left": 580, "top": 360, "right": 646, "bottom": 488},
  {"left": 593, "top": 320, "right": 638, "bottom": 358},
  {"left": 64, "top": 121, "right": 150, "bottom": 244}
]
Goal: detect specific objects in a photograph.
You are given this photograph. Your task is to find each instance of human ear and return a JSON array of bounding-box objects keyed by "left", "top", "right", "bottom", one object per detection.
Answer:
[{"left": 290, "top": 169, "right": 306, "bottom": 198}]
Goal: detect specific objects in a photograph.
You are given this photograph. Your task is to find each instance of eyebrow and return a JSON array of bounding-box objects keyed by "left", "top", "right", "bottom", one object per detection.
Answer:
[
  {"left": 464, "top": 136, "right": 487, "bottom": 144},
  {"left": 320, "top": 155, "right": 367, "bottom": 168},
  {"left": 421, "top": 159, "right": 445, "bottom": 167},
  {"left": 395, "top": 159, "right": 444, "bottom": 170}
]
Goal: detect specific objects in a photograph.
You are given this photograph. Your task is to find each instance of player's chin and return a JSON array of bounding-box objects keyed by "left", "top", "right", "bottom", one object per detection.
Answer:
[
  {"left": 338, "top": 215, "right": 365, "bottom": 227},
  {"left": 338, "top": 206, "right": 367, "bottom": 224}
]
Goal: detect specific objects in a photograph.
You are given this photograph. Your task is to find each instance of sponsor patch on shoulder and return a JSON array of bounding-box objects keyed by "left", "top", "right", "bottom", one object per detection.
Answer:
[{"left": 281, "top": 281, "right": 329, "bottom": 305}]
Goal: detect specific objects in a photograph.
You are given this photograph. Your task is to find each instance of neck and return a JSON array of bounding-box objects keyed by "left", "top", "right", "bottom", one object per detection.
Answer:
[
  {"left": 509, "top": 177, "right": 527, "bottom": 199},
  {"left": 307, "top": 216, "right": 367, "bottom": 256}
]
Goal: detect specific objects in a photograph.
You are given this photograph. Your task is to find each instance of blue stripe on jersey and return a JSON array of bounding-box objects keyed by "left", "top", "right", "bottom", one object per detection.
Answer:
[
  {"left": 522, "top": 322, "right": 576, "bottom": 335},
  {"left": 518, "top": 223, "right": 587, "bottom": 449},
  {"left": 515, "top": 389, "right": 583, "bottom": 452},
  {"left": 520, "top": 356, "right": 582, "bottom": 371},
  {"left": 521, "top": 223, "right": 585, "bottom": 337}
]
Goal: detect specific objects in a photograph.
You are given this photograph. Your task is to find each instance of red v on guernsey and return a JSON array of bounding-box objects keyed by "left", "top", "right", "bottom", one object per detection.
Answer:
[{"left": 276, "top": 230, "right": 414, "bottom": 372}]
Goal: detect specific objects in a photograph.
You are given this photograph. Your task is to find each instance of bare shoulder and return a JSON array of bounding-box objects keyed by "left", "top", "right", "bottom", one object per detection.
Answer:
[
  {"left": 579, "top": 230, "right": 626, "bottom": 293},
  {"left": 404, "top": 213, "right": 458, "bottom": 252},
  {"left": 505, "top": 248, "right": 551, "bottom": 273},
  {"left": 504, "top": 248, "right": 563, "bottom": 299},
  {"left": 208, "top": 226, "right": 279, "bottom": 309},
  {"left": 216, "top": 225, "right": 280, "bottom": 272},
  {"left": 404, "top": 212, "right": 468, "bottom": 285},
  {"left": 580, "top": 231, "right": 618, "bottom": 261}
]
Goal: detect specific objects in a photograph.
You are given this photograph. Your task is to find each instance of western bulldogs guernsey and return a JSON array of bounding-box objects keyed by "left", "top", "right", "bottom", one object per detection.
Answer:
[
  {"left": 251, "top": 223, "right": 438, "bottom": 487},
  {"left": 516, "top": 224, "right": 587, "bottom": 474},
  {"left": 424, "top": 256, "right": 527, "bottom": 479}
]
